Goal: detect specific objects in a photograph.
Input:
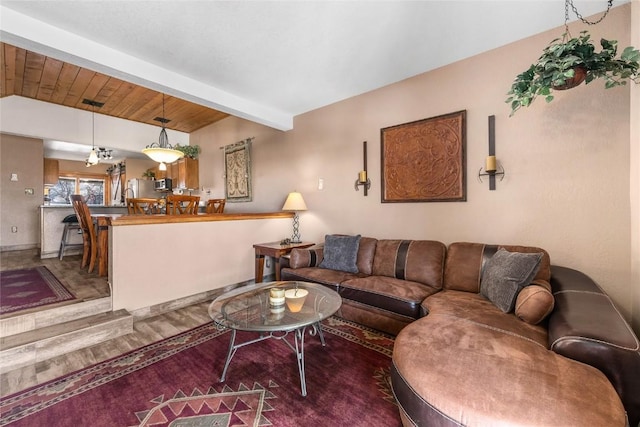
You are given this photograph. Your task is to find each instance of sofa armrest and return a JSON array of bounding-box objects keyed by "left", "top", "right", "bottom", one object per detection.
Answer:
[{"left": 548, "top": 265, "right": 640, "bottom": 426}]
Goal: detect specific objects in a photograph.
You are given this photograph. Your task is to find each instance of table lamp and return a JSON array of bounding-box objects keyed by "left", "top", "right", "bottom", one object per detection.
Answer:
[{"left": 282, "top": 191, "right": 307, "bottom": 243}]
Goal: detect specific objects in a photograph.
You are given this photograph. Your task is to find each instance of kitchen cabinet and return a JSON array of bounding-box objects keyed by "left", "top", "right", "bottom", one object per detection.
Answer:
[
  {"left": 176, "top": 157, "right": 199, "bottom": 190},
  {"left": 43, "top": 158, "right": 59, "bottom": 185},
  {"left": 150, "top": 158, "right": 198, "bottom": 189}
]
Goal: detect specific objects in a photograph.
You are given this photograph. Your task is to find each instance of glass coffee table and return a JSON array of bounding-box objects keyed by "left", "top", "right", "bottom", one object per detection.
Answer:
[{"left": 208, "top": 281, "right": 342, "bottom": 396}]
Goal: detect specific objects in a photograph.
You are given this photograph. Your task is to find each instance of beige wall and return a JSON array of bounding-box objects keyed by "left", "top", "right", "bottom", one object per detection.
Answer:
[
  {"left": 630, "top": 0, "right": 640, "bottom": 335},
  {"left": 0, "top": 134, "right": 44, "bottom": 250},
  {"left": 191, "top": 5, "right": 637, "bottom": 329}
]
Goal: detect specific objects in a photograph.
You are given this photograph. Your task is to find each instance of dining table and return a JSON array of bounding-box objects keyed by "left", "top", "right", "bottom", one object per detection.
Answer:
[{"left": 92, "top": 213, "right": 123, "bottom": 276}]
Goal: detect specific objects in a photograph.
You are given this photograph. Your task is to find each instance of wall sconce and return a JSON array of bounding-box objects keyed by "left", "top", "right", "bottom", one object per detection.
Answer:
[
  {"left": 354, "top": 140, "right": 371, "bottom": 195},
  {"left": 477, "top": 115, "right": 505, "bottom": 190}
]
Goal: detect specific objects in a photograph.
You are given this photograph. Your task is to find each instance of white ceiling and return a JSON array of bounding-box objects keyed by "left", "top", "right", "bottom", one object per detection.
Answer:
[{"left": 0, "top": 0, "right": 624, "bottom": 132}]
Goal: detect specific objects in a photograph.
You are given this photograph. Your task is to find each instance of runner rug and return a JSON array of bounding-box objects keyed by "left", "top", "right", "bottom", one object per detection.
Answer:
[
  {"left": 0, "top": 267, "right": 75, "bottom": 315},
  {"left": 0, "top": 316, "right": 401, "bottom": 426}
]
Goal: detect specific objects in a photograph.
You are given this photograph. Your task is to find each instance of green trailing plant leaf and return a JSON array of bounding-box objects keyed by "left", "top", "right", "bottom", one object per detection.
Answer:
[
  {"left": 174, "top": 144, "right": 201, "bottom": 159},
  {"left": 507, "top": 31, "right": 640, "bottom": 116}
]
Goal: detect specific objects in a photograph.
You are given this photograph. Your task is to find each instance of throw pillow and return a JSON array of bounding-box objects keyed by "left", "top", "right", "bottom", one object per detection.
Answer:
[
  {"left": 289, "top": 247, "right": 324, "bottom": 269},
  {"left": 480, "top": 248, "right": 543, "bottom": 313},
  {"left": 318, "top": 234, "right": 361, "bottom": 273},
  {"left": 515, "top": 284, "right": 555, "bottom": 324}
]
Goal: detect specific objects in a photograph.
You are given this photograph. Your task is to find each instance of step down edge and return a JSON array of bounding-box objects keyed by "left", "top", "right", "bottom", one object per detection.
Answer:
[{"left": 0, "top": 309, "right": 133, "bottom": 374}]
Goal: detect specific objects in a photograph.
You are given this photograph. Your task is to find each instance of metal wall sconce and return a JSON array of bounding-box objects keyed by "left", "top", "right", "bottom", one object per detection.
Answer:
[
  {"left": 477, "top": 115, "right": 505, "bottom": 190},
  {"left": 354, "top": 140, "right": 371, "bottom": 195}
]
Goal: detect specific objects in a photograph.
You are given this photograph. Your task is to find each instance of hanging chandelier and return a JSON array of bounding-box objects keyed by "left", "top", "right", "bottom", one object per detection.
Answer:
[
  {"left": 82, "top": 99, "right": 104, "bottom": 167},
  {"left": 142, "top": 94, "right": 184, "bottom": 170}
]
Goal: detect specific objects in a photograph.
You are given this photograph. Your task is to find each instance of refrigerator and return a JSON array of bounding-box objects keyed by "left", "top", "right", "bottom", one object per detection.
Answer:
[{"left": 127, "top": 179, "right": 157, "bottom": 199}]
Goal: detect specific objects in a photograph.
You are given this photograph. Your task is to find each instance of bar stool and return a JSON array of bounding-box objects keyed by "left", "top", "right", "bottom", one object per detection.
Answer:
[{"left": 58, "top": 214, "right": 83, "bottom": 260}]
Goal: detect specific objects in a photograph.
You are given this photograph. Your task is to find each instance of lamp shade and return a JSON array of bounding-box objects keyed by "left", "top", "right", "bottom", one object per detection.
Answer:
[
  {"left": 282, "top": 192, "right": 307, "bottom": 211},
  {"left": 142, "top": 147, "right": 184, "bottom": 164},
  {"left": 87, "top": 148, "right": 99, "bottom": 165}
]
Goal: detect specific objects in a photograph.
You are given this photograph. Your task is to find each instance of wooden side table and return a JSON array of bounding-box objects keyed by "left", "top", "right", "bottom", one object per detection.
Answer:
[{"left": 253, "top": 241, "right": 314, "bottom": 283}]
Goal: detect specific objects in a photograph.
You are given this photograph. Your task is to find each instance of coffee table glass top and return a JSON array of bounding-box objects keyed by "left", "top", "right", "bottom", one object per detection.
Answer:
[{"left": 209, "top": 281, "right": 342, "bottom": 332}]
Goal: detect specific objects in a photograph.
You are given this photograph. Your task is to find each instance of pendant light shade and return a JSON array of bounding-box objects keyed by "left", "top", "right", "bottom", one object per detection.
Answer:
[
  {"left": 83, "top": 99, "right": 103, "bottom": 167},
  {"left": 143, "top": 94, "right": 184, "bottom": 165},
  {"left": 88, "top": 148, "right": 99, "bottom": 165}
]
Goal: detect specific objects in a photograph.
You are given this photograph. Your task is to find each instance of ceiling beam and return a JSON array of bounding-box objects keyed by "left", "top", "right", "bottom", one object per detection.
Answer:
[{"left": 0, "top": 5, "right": 293, "bottom": 131}]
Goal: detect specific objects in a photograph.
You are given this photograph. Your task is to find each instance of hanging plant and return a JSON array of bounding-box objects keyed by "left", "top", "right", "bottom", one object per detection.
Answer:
[
  {"left": 506, "top": 31, "right": 640, "bottom": 116},
  {"left": 174, "top": 144, "right": 201, "bottom": 159}
]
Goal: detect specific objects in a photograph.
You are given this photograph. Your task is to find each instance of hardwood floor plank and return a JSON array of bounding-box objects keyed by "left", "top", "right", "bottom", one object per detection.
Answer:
[{"left": 0, "top": 250, "right": 215, "bottom": 398}]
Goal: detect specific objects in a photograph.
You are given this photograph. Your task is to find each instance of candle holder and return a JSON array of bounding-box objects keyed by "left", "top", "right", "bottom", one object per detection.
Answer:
[
  {"left": 477, "top": 115, "right": 505, "bottom": 191},
  {"left": 354, "top": 141, "right": 371, "bottom": 196},
  {"left": 354, "top": 174, "right": 371, "bottom": 192}
]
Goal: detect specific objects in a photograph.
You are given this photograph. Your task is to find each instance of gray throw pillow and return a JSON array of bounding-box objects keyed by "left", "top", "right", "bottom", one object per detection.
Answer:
[
  {"left": 318, "top": 234, "right": 361, "bottom": 273},
  {"left": 480, "top": 248, "right": 543, "bottom": 313}
]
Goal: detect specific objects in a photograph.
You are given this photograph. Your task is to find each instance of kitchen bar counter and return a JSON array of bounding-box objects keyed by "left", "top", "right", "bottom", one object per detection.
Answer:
[
  {"left": 109, "top": 211, "right": 297, "bottom": 315},
  {"left": 39, "top": 205, "right": 128, "bottom": 259},
  {"left": 111, "top": 212, "right": 292, "bottom": 226}
]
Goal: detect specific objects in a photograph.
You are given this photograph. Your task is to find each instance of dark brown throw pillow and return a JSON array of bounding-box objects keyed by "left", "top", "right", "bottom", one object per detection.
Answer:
[{"left": 480, "top": 248, "right": 543, "bottom": 313}]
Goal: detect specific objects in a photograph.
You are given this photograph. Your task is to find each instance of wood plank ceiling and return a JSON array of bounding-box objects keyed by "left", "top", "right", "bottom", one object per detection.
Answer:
[{"left": 0, "top": 43, "right": 229, "bottom": 133}]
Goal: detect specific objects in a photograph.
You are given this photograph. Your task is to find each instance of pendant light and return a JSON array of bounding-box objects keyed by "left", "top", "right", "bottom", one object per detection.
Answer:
[
  {"left": 83, "top": 99, "right": 103, "bottom": 167},
  {"left": 142, "top": 94, "right": 184, "bottom": 169}
]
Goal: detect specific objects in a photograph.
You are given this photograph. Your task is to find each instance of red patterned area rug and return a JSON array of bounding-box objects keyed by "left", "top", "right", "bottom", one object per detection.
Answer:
[
  {"left": 0, "top": 316, "right": 401, "bottom": 426},
  {"left": 0, "top": 267, "right": 75, "bottom": 315}
]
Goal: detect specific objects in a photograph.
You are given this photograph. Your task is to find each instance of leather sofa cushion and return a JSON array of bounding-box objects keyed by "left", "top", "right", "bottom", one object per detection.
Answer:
[
  {"left": 392, "top": 313, "right": 627, "bottom": 426},
  {"left": 340, "top": 275, "right": 440, "bottom": 319},
  {"left": 515, "top": 284, "right": 555, "bottom": 324},
  {"left": 280, "top": 267, "right": 361, "bottom": 292},
  {"left": 371, "top": 240, "right": 445, "bottom": 288},
  {"left": 289, "top": 247, "right": 324, "bottom": 269},
  {"left": 356, "top": 237, "right": 377, "bottom": 276},
  {"left": 423, "top": 290, "right": 548, "bottom": 346},
  {"left": 549, "top": 266, "right": 640, "bottom": 426},
  {"left": 444, "top": 242, "right": 550, "bottom": 293}
]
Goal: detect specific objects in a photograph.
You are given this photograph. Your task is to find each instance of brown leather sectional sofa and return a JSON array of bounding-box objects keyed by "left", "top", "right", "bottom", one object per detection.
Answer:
[{"left": 281, "top": 238, "right": 640, "bottom": 426}]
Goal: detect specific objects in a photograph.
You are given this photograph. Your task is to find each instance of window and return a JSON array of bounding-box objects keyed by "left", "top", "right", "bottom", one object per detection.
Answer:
[
  {"left": 79, "top": 178, "right": 105, "bottom": 205},
  {"left": 48, "top": 174, "right": 107, "bottom": 205}
]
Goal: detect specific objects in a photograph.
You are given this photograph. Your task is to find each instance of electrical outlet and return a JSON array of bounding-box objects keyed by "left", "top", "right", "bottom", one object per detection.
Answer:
[
  {"left": 10, "top": 173, "right": 18, "bottom": 182},
  {"left": 11, "top": 226, "right": 17, "bottom": 233},
  {"left": 25, "top": 188, "right": 34, "bottom": 195},
  {"left": 318, "top": 178, "right": 324, "bottom": 190}
]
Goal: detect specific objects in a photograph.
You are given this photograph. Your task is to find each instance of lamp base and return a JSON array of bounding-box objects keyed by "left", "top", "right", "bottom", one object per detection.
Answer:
[{"left": 291, "top": 213, "right": 301, "bottom": 243}]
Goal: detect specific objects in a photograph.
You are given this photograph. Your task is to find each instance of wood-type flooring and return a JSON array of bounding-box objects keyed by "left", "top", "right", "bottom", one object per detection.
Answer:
[{"left": 0, "top": 250, "right": 212, "bottom": 397}]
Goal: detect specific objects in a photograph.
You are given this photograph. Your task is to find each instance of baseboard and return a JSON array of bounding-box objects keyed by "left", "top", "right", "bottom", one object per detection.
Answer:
[
  {"left": 1, "top": 244, "right": 38, "bottom": 252},
  {"left": 128, "top": 276, "right": 272, "bottom": 321}
]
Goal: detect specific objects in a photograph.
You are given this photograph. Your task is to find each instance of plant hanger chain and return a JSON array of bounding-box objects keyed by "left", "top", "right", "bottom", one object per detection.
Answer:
[{"left": 564, "top": 0, "right": 613, "bottom": 38}]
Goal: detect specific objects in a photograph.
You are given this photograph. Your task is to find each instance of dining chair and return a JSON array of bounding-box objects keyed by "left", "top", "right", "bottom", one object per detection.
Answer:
[
  {"left": 70, "top": 195, "right": 98, "bottom": 273},
  {"left": 205, "top": 198, "right": 226, "bottom": 213},
  {"left": 126, "top": 197, "right": 162, "bottom": 215},
  {"left": 166, "top": 194, "right": 200, "bottom": 215}
]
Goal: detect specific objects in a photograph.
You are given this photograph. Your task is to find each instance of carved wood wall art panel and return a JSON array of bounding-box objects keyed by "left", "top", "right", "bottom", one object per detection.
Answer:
[{"left": 381, "top": 111, "right": 466, "bottom": 202}]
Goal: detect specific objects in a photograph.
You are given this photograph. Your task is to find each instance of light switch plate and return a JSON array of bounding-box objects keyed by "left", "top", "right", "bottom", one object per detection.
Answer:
[
  {"left": 25, "top": 188, "right": 34, "bottom": 195},
  {"left": 10, "top": 173, "right": 18, "bottom": 181}
]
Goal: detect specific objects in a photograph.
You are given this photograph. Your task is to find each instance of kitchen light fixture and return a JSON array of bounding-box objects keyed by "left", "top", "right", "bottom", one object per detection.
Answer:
[
  {"left": 142, "top": 94, "right": 184, "bottom": 169},
  {"left": 282, "top": 191, "right": 307, "bottom": 243},
  {"left": 82, "top": 99, "right": 104, "bottom": 167}
]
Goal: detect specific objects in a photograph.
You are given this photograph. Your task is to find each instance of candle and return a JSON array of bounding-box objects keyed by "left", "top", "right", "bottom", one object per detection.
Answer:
[
  {"left": 485, "top": 156, "right": 497, "bottom": 173},
  {"left": 359, "top": 170, "right": 367, "bottom": 183},
  {"left": 270, "top": 287, "right": 285, "bottom": 298},
  {"left": 285, "top": 288, "right": 309, "bottom": 312}
]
